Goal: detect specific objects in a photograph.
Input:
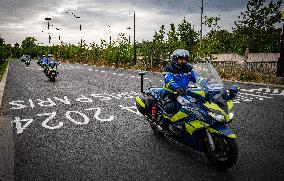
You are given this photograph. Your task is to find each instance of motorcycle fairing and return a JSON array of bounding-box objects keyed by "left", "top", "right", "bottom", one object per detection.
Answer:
[
  {"left": 208, "top": 125, "right": 236, "bottom": 139},
  {"left": 203, "top": 101, "right": 234, "bottom": 122}
]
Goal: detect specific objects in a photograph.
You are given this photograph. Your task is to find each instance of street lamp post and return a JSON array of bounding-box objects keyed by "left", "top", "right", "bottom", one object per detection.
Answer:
[
  {"left": 200, "top": 0, "right": 203, "bottom": 41},
  {"left": 45, "top": 17, "right": 51, "bottom": 44},
  {"left": 127, "top": 27, "right": 131, "bottom": 43},
  {"left": 108, "top": 25, "right": 112, "bottom": 45},
  {"left": 65, "top": 11, "right": 81, "bottom": 46},
  {"left": 133, "top": 11, "right": 136, "bottom": 65}
]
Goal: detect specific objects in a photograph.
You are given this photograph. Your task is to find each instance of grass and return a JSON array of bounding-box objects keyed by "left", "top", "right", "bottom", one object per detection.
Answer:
[
  {"left": 0, "top": 61, "right": 8, "bottom": 81},
  {"left": 216, "top": 64, "right": 281, "bottom": 85}
]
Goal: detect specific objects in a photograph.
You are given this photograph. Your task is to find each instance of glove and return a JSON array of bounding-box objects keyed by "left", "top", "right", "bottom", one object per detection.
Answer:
[{"left": 176, "top": 88, "right": 185, "bottom": 95}]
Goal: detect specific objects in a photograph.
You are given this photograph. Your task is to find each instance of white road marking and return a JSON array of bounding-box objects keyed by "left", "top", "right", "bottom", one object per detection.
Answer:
[
  {"left": 118, "top": 105, "right": 142, "bottom": 116},
  {"left": 84, "top": 107, "right": 114, "bottom": 122},
  {"left": 239, "top": 92, "right": 273, "bottom": 98},
  {"left": 66, "top": 111, "right": 89, "bottom": 125},
  {"left": 243, "top": 99, "right": 252, "bottom": 102}
]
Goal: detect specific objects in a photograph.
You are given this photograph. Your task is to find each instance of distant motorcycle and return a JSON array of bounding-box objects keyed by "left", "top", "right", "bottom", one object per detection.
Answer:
[
  {"left": 20, "top": 55, "right": 29, "bottom": 62},
  {"left": 37, "top": 56, "right": 42, "bottom": 65},
  {"left": 25, "top": 59, "right": 30, "bottom": 67},
  {"left": 44, "top": 61, "right": 59, "bottom": 81}
]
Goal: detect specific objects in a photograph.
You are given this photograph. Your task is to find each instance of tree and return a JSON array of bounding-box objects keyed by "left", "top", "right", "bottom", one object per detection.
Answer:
[
  {"left": 233, "top": 0, "right": 283, "bottom": 53},
  {"left": 204, "top": 16, "right": 220, "bottom": 30},
  {"left": 21, "top": 37, "right": 38, "bottom": 57},
  {"left": 12, "top": 42, "right": 22, "bottom": 58},
  {"left": 0, "top": 36, "right": 8, "bottom": 62},
  {"left": 0, "top": 36, "right": 5, "bottom": 46},
  {"left": 194, "top": 16, "right": 231, "bottom": 57},
  {"left": 152, "top": 25, "right": 167, "bottom": 63},
  {"left": 235, "top": 0, "right": 283, "bottom": 30},
  {"left": 167, "top": 23, "right": 180, "bottom": 56},
  {"left": 177, "top": 18, "right": 198, "bottom": 53}
]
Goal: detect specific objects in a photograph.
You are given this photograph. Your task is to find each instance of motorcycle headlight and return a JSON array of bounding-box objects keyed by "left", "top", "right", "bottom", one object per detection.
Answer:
[{"left": 208, "top": 111, "right": 225, "bottom": 122}]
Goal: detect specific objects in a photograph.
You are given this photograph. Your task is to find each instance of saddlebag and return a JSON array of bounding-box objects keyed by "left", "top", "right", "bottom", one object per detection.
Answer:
[{"left": 135, "top": 94, "right": 155, "bottom": 116}]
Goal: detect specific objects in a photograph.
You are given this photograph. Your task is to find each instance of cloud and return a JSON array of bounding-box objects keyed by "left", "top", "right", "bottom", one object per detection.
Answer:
[{"left": 0, "top": 0, "right": 250, "bottom": 45}]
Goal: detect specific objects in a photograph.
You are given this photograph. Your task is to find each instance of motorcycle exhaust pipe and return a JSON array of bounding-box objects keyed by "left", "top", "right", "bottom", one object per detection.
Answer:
[{"left": 139, "top": 71, "right": 145, "bottom": 93}]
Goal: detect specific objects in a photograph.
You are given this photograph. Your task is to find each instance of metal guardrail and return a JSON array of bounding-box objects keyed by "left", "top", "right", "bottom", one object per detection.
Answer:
[
  {"left": 245, "top": 61, "right": 278, "bottom": 70},
  {"left": 197, "top": 59, "right": 278, "bottom": 70}
]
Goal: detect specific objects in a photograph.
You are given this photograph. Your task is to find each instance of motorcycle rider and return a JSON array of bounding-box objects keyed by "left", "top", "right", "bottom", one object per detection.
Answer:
[
  {"left": 40, "top": 55, "right": 48, "bottom": 67},
  {"left": 43, "top": 54, "right": 53, "bottom": 73},
  {"left": 159, "top": 49, "right": 207, "bottom": 128},
  {"left": 45, "top": 54, "right": 59, "bottom": 74}
]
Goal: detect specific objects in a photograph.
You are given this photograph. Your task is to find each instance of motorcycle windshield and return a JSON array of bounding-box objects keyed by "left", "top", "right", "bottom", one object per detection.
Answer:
[{"left": 192, "top": 63, "right": 224, "bottom": 91}]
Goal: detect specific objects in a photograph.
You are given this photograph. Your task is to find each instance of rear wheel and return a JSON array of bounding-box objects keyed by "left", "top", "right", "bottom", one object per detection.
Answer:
[{"left": 204, "top": 134, "right": 238, "bottom": 170}]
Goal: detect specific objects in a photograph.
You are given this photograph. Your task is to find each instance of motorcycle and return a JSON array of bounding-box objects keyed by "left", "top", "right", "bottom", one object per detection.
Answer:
[
  {"left": 37, "top": 56, "right": 43, "bottom": 65},
  {"left": 20, "top": 55, "right": 28, "bottom": 62},
  {"left": 44, "top": 61, "right": 59, "bottom": 81},
  {"left": 25, "top": 58, "right": 30, "bottom": 67},
  {"left": 135, "top": 63, "right": 240, "bottom": 169}
]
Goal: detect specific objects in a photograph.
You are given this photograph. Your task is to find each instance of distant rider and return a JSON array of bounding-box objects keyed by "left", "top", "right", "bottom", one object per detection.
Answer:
[{"left": 44, "top": 54, "right": 59, "bottom": 74}]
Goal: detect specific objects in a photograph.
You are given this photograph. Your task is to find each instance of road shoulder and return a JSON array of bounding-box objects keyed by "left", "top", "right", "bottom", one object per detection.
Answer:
[{"left": 0, "top": 63, "right": 14, "bottom": 181}]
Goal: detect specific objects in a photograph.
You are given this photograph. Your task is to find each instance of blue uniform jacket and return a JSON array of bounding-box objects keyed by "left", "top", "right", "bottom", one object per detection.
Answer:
[
  {"left": 163, "top": 63, "right": 205, "bottom": 92},
  {"left": 41, "top": 57, "right": 49, "bottom": 65}
]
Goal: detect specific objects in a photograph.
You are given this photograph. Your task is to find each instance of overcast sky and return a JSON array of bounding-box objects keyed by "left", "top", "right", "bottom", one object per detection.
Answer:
[{"left": 0, "top": 0, "right": 274, "bottom": 46}]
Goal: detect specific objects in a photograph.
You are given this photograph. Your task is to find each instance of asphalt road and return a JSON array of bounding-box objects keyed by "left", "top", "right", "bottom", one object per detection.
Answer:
[{"left": 0, "top": 60, "right": 283, "bottom": 181}]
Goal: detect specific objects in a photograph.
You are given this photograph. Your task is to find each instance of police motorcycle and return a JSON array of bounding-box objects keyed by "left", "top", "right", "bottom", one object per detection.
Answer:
[
  {"left": 44, "top": 59, "right": 60, "bottom": 82},
  {"left": 20, "top": 55, "right": 30, "bottom": 66},
  {"left": 37, "top": 55, "right": 43, "bottom": 65},
  {"left": 20, "top": 55, "right": 27, "bottom": 62},
  {"left": 25, "top": 55, "right": 31, "bottom": 67},
  {"left": 135, "top": 63, "right": 240, "bottom": 169}
]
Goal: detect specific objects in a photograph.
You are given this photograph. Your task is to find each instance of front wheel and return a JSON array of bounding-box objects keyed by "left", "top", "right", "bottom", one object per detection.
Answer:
[
  {"left": 203, "top": 134, "right": 238, "bottom": 170},
  {"left": 49, "top": 76, "right": 56, "bottom": 81}
]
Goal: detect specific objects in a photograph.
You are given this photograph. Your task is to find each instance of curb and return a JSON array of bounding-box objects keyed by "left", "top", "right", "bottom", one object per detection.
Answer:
[
  {"left": 0, "top": 62, "right": 9, "bottom": 107},
  {"left": 0, "top": 62, "right": 14, "bottom": 181}
]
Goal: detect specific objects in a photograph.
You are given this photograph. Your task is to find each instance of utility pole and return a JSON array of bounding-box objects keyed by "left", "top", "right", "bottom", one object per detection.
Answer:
[
  {"left": 108, "top": 25, "right": 111, "bottom": 45},
  {"left": 80, "top": 24, "right": 82, "bottom": 47},
  {"left": 200, "top": 0, "right": 203, "bottom": 41},
  {"left": 127, "top": 27, "right": 131, "bottom": 44},
  {"left": 134, "top": 11, "right": 136, "bottom": 65},
  {"left": 45, "top": 17, "right": 51, "bottom": 45}
]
